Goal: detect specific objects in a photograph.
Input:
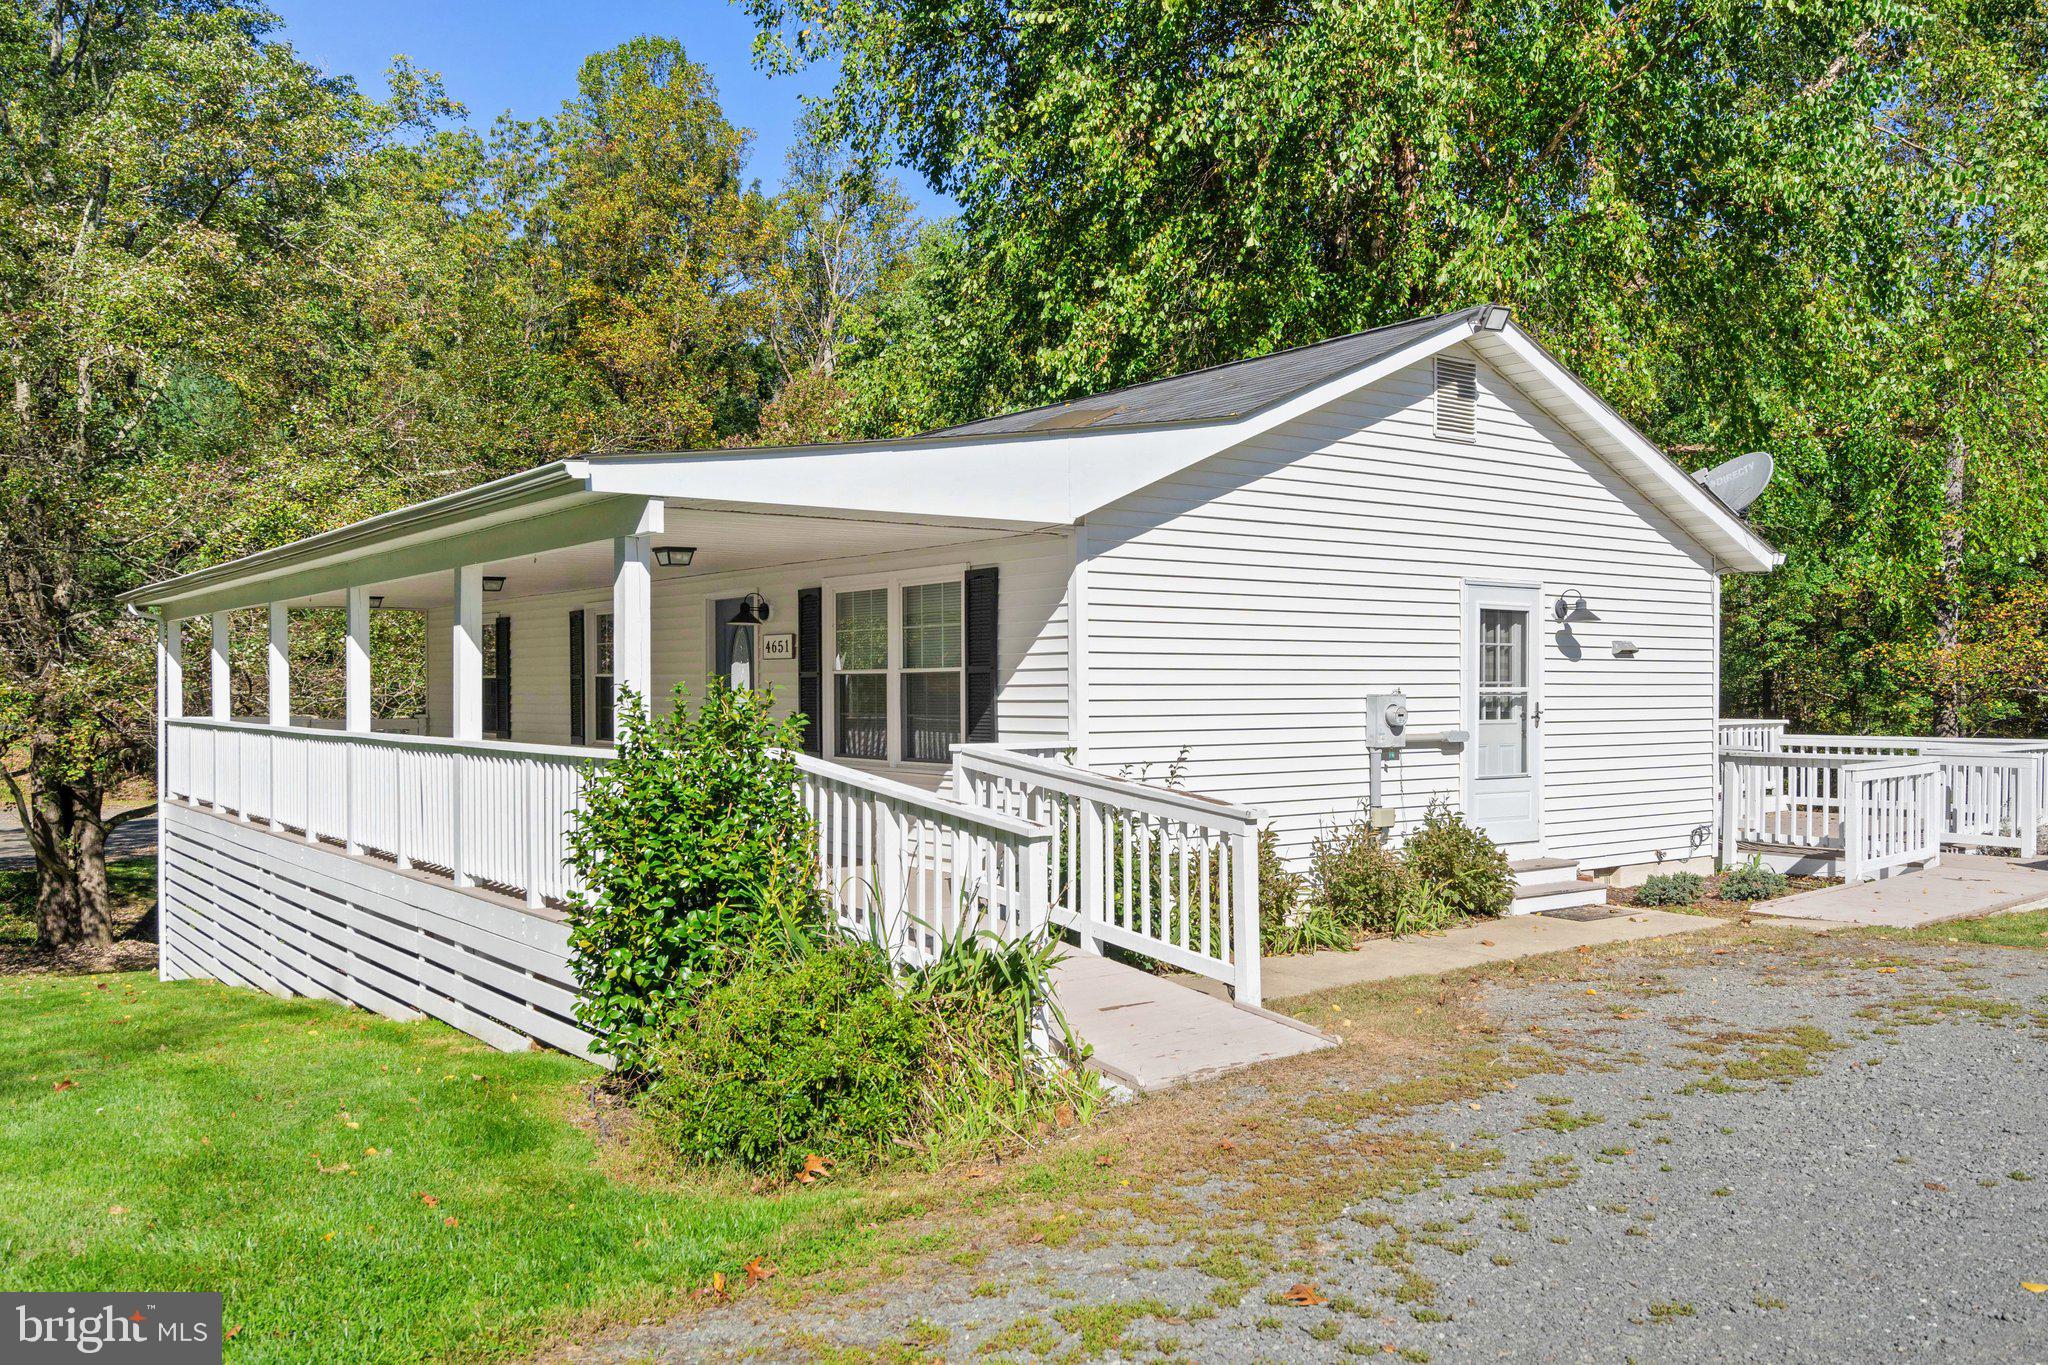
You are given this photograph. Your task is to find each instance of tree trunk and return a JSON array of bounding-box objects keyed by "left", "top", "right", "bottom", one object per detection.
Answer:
[
  {"left": 1933, "top": 431, "right": 1967, "bottom": 738},
  {"left": 19, "top": 775, "right": 115, "bottom": 951}
]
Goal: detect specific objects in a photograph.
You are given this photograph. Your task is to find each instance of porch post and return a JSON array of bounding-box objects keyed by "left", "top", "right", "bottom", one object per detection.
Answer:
[
  {"left": 344, "top": 586, "right": 371, "bottom": 733},
  {"left": 267, "top": 603, "right": 291, "bottom": 726},
  {"left": 157, "top": 615, "right": 180, "bottom": 980},
  {"left": 451, "top": 565, "right": 484, "bottom": 741},
  {"left": 209, "top": 611, "right": 231, "bottom": 720},
  {"left": 612, "top": 507, "right": 659, "bottom": 718},
  {"left": 451, "top": 564, "right": 482, "bottom": 888}
]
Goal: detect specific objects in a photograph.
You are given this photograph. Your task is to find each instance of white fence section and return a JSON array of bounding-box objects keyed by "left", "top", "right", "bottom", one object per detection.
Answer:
[
  {"left": 1718, "top": 750, "right": 1943, "bottom": 881},
  {"left": 166, "top": 719, "right": 603, "bottom": 909},
  {"left": 950, "top": 744, "right": 1263, "bottom": 1006},
  {"left": 1718, "top": 722, "right": 2045, "bottom": 858},
  {"left": 794, "top": 753, "right": 1053, "bottom": 969}
]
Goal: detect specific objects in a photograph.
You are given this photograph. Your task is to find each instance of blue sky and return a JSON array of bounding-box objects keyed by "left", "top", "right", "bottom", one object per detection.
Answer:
[{"left": 271, "top": 0, "right": 952, "bottom": 216}]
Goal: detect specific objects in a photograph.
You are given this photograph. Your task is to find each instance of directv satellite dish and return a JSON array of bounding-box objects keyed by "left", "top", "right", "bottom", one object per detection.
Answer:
[{"left": 1691, "top": 451, "right": 1774, "bottom": 513}]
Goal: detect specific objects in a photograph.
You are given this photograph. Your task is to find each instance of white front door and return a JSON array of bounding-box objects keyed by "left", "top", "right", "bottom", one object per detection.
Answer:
[{"left": 1465, "top": 582, "right": 1542, "bottom": 846}]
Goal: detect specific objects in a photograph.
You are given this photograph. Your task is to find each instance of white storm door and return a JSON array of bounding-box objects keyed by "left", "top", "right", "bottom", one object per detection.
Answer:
[{"left": 1465, "top": 583, "right": 1542, "bottom": 846}]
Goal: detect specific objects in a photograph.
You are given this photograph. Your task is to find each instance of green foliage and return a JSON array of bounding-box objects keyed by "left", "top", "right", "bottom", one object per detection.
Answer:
[
  {"left": 1402, "top": 802, "right": 1512, "bottom": 919},
  {"left": 1309, "top": 816, "right": 1410, "bottom": 936},
  {"left": 1717, "top": 858, "right": 1790, "bottom": 903},
  {"left": 565, "top": 683, "right": 821, "bottom": 1070},
  {"left": 1632, "top": 872, "right": 1708, "bottom": 908},
  {"left": 1257, "top": 827, "right": 1308, "bottom": 946},
  {"left": 643, "top": 940, "right": 928, "bottom": 1172},
  {"left": 1267, "top": 902, "right": 1353, "bottom": 957}
]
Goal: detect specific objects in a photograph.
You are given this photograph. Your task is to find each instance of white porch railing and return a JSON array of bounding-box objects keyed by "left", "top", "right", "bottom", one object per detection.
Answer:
[
  {"left": 1719, "top": 722, "right": 2045, "bottom": 857},
  {"left": 793, "top": 753, "right": 1053, "bottom": 969},
  {"left": 950, "top": 744, "right": 1263, "bottom": 1006},
  {"left": 166, "top": 718, "right": 602, "bottom": 908},
  {"left": 1718, "top": 750, "right": 1942, "bottom": 881}
]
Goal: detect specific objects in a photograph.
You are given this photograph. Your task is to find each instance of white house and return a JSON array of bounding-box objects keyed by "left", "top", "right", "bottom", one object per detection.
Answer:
[{"left": 125, "top": 304, "right": 1785, "bottom": 1056}]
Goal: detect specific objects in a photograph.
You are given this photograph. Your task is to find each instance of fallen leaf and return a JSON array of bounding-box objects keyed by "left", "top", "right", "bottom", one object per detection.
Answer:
[
  {"left": 797, "top": 1153, "right": 834, "bottom": 1184},
  {"left": 1094, "top": 1154, "right": 1115, "bottom": 1167},
  {"left": 744, "top": 1256, "right": 775, "bottom": 1286},
  {"left": 1479, "top": 939, "right": 1496, "bottom": 947},
  {"left": 420, "top": 1193, "right": 440, "bottom": 1207},
  {"left": 52, "top": 1079, "right": 76, "bottom": 1093},
  {"left": 696, "top": 1271, "right": 729, "bottom": 1303},
  {"left": 1218, "top": 1138, "right": 1236, "bottom": 1152},
  {"left": 1876, "top": 966, "right": 1899, "bottom": 974},
  {"left": 1282, "top": 1282, "right": 1327, "bottom": 1307},
  {"left": 1053, "top": 1103, "right": 1075, "bottom": 1128},
  {"left": 108, "top": 1205, "right": 127, "bottom": 1217},
  {"left": 443, "top": 1216, "right": 458, "bottom": 1228},
  {"left": 224, "top": 1326, "right": 241, "bottom": 1342},
  {"left": 1924, "top": 1182, "right": 1948, "bottom": 1192},
  {"left": 2023, "top": 1283, "right": 2048, "bottom": 1293}
]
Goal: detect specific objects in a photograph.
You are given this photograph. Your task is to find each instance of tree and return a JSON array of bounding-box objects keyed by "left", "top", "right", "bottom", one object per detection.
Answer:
[
  {"left": 0, "top": 2, "right": 461, "bottom": 949},
  {"left": 504, "top": 37, "right": 776, "bottom": 451},
  {"left": 750, "top": 109, "right": 914, "bottom": 443}
]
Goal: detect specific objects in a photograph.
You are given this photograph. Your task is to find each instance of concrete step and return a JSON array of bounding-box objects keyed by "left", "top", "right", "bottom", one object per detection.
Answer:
[
  {"left": 1508, "top": 856, "right": 1580, "bottom": 889},
  {"left": 1508, "top": 878, "right": 1608, "bottom": 916}
]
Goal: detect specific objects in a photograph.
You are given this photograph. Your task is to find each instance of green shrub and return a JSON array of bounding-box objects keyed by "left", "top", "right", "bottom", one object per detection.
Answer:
[
  {"left": 1632, "top": 871, "right": 1707, "bottom": 906},
  {"left": 566, "top": 681, "right": 823, "bottom": 1071},
  {"left": 1717, "top": 857, "right": 1789, "bottom": 902},
  {"left": 1257, "top": 827, "right": 1307, "bottom": 945},
  {"left": 1268, "top": 901, "right": 1354, "bottom": 955},
  {"left": 1309, "top": 814, "right": 1411, "bottom": 934},
  {"left": 1402, "top": 801, "right": 1513, "bottom": 918},
  {"left": 643, "top": 940, "right": 928, "bottom": 1172}
]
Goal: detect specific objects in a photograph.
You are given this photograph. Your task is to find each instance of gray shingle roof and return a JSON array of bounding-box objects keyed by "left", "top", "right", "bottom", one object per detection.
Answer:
[{"left": 932, "top": 306, "right": 1487, "bottom": 437}]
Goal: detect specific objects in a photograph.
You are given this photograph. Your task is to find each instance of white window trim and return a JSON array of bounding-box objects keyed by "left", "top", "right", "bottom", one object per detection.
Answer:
[{"left": 821, "top": 563, "right": 968, "bottom": 770}]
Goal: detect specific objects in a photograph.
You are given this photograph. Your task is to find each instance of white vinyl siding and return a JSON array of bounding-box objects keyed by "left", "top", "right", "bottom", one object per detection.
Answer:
[
  {"left": 427, "top": 531, "right": 1073, "bottom": 784},
  {"left": 1081, "top": 341, "right": 1719, "bottom": 874}
]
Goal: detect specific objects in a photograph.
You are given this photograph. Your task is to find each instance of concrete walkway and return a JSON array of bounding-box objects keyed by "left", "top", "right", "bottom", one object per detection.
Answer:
[
  {"left": 1051, "top": 953, "right": 1333, "bottom": 1093},
  {"left": 1758, "top": 852, "right": 2048, "bottom": 928},
  {"left": 1256, "top": 907, "right": 1714, "bottom": 1001}
]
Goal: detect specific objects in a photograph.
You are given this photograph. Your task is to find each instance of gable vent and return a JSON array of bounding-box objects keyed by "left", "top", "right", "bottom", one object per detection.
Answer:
[{"left": 1434, "top": 356, "right": 1478, "bottom": 441}]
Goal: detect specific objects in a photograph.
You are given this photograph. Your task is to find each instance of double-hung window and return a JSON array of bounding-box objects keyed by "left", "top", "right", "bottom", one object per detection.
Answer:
[{"left": 830, "top": 572, "right": 965, "bottom": 765}]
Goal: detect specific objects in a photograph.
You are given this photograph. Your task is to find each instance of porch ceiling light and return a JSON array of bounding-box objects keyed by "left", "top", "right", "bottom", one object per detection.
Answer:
[
  {"left": 482, "top": 575, "right": 506, "bottom": 592},
  {"left": 369, "top": 595, "right": 384, "bottom": 609},
  {"left": 654, "top": 545, "right": 696, "bottom": 568},
  {"left": 731, "top": 592, "right": 770, "bottom": 626}
]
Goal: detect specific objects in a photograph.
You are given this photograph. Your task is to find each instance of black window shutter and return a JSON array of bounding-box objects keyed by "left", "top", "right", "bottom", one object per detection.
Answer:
[
  {"left": 568, "top": 610, "right": 586, "bottom": 745},
  {"left": 496, "top": 616, "right": 513, "bottom": 738},
  {"left": 964, "top": 566, "right": 999, "bottom": 744},
  {"left": 796, "top": 586, "right": 822, "bottom": 755}
]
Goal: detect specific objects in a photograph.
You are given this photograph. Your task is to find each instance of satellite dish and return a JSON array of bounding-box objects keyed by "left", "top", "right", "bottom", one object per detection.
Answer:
[{"left": 1691, "top": 451, "right": 1774, "bottom": 513}]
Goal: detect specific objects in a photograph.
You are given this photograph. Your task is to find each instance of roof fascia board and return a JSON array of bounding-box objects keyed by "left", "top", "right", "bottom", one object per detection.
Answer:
[
  {"left": 585, "top": 443, "right": 1080, "bottom": 524},
  {"left": 123, "top": 461, "right": 595, "bottom": 612},
  {"left": 144, "top": 491, "right": 661, "bottom": 619},
  {"left": 1475, "top": 326, "right": 1781, "bottom": 573}
]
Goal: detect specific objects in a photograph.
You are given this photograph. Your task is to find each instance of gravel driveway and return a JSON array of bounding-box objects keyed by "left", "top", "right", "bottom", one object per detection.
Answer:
[{"left": 577, "top": 934, "right": 2048, "bottom": 1364}]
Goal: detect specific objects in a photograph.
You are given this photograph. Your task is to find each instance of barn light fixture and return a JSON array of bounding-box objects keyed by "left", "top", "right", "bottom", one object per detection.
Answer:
[
  {"left": 654, "top": 545, "right": 696, "bottom": 568},
  {"left": 482, "top": 575, "right": 506, "bottom": 592},
  {"left": 731, "top": 592, "right": 771, "bottom": 626}
]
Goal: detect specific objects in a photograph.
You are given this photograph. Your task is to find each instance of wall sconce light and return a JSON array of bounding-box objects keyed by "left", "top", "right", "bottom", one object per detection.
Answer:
[
  {"left": 482, "top": 575, "right": 506, "bottom": 593},
  {"left": 369, "top": 595, "right": 384, "bottom": 609},
  {"left": 731, "top": 592, "right": 771, "bottom": 626},
  {"left": 1554, "top": 588, "right": 1589, "bottom": 622},
  {"left": 654, "top": 545, "right": 696, "bottom": 568}
]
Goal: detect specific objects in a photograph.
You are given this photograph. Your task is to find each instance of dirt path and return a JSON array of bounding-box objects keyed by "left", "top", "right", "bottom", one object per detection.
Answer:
[{"left": 564, "top": 932, "right": 2048, "bottom": 1363}]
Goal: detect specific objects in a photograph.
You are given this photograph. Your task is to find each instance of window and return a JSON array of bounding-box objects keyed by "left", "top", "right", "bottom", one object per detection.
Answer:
[
  {"left": 830, "top": 575, "right": 965, "bottom": 764},
  {"left": 833, "top": 587, "right": 888, "bottom": 759},
  {"left": 594, "top": 611, "right": 615, "bottom": 742},
  {"left": 900, "top": 580, "right": 962, "bottom": 763},
  {"left": 1476, "top": 607, "right": 1529, "bottom": 777}
]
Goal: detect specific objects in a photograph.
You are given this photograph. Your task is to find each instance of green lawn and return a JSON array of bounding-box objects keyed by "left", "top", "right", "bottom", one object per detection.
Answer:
[
  {"left": 1862, "top": 905, "right": 2048, "bottom": 950},
  {"left": 0, "top": 968, "right": 888, "bottom": 1362}
]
